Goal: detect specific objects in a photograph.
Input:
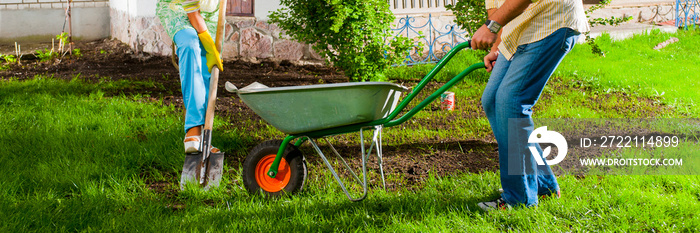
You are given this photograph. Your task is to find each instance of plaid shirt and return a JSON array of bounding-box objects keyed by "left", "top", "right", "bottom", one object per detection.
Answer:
[{"left": 486, "top": 0, "right": 590, "bottom": 60}]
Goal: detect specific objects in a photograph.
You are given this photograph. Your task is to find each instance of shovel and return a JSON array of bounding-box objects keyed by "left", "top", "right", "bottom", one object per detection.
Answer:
[{"left": 180, "top": 0, "right": 227, "bottom": 190}]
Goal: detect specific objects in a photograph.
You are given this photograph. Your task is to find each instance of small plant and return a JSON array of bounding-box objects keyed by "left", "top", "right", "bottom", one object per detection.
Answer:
[
  {"left": 1, "top": 54, "right": 17, "bottom": 64},
  {"left": 445, "top": 0, "right": 487, "bottom": 36},
  {"left": 32, "top": 33, "right": 80, "bottom": 63},
  {"left": 56, "top": 32, "right": 69, "bottom": 54},
  {"left": 0, "top": 54, "right": 14, "bottom": 70},
  {"left": 35, "top": 48, "right": 56, "bottom": 62},
  {"left": 73, "top": 48, "right": 82, "bottom": 58},
  {"left": 269, "top": 0, "right": 414, "bottom": 81}
]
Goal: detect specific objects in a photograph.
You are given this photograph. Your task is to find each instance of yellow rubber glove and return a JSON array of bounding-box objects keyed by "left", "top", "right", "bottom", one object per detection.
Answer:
[{"left": 197, "top": 30, "right": 224, "bottom": 72}]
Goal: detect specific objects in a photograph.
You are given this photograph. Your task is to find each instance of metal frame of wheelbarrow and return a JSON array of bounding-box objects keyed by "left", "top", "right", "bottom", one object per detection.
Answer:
[{"left": 268, "top": 42, "right": 485, "bottom": 201}]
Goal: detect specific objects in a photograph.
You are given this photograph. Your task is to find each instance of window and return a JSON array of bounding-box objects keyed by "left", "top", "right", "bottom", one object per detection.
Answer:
[{"left": 227, "top": 0, "right": 254, "bottom": 16}]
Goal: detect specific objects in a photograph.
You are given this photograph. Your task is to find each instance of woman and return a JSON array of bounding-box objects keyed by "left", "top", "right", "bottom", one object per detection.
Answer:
[{"left": 156, "top": 0, "right": 224, "bottom": 153}]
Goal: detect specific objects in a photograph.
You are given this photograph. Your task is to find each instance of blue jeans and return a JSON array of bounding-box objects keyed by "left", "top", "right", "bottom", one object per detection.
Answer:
[
  {"left": 174, "top": 28, "right": 212, "bottom": 133},
  {"left": 481, "top": 27, "right": 580, "bottom": 207}
]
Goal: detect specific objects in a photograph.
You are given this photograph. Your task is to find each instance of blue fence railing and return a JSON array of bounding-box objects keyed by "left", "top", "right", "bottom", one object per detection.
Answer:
[
  {"left": 390, "top": 14, "right": 469, "bottom": 66},
  {"left": 676, "top": 0, "right": 700, "bottom": 29}
]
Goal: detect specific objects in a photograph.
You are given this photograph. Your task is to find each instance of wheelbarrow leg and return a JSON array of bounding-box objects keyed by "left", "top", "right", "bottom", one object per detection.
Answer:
[
  {"left": 325, "top": 138, "right": 363, "bottom": 184},
  {"left": 308, "top": 127, "right": 386, "bottom": 201},
  {"left": 309, "top": 137, "right": 368, "bottom": 202},
  {"left": 357, "top": 126, "right": 386, "bottom": 190},
  {"left": 375, "top": 126, "right": 386, "bottom": 190}
]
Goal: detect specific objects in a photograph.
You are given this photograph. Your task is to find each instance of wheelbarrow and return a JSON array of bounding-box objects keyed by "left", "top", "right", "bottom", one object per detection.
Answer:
[{"left": 226, "top": 42, "right": 485, "bottom": 201}]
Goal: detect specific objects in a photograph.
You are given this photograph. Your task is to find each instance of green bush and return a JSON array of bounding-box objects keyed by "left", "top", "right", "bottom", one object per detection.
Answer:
[
  {"left": 445, "top": 0, "right": 486, "bottom": 36},
  {"left": 269, "top": 0, "right": 414, "bottom": 81}
]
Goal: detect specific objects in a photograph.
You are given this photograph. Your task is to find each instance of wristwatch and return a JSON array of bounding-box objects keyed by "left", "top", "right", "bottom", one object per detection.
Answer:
[{"left": 484, "top": 20, "right": 502, "bottom": 33}]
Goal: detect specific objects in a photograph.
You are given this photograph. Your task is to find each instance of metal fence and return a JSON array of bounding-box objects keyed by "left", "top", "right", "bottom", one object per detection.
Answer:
[
  {"left": 390, "top": 14, "right": 468, "bottom": 66},
  {"left": 388, "top": 0, "right": 456, "bottom": 14},
  {"left": 676, "top": 0, "right": 700, "bottom": 28}
]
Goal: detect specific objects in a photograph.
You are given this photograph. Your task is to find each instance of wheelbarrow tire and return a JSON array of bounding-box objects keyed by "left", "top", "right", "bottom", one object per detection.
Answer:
[{"left": 243, "top": 140, "right": 307, "bottom": 197}]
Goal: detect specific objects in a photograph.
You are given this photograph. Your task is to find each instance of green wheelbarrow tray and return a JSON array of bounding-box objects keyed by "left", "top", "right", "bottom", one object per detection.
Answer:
[
  {"left": 234, "top": 82, "right": 409, "bottom": 135},
  {"left": 231, "top": 41, "right": 485, "bottom": 201}
]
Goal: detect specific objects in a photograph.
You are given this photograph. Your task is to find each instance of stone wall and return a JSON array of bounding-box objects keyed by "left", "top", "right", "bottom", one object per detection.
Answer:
[
  {"left": 109, "top": 9, "right": 321, "bottom": 62},
  {"left": 110, "top": 7, "right": 172, "bottom": 56},
  {"left": 221, "top": 17, "right": 319, "bottom": 61}
]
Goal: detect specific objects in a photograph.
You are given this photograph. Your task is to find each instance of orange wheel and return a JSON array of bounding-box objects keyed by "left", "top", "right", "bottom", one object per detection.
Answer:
[
  {"left": 243, "top": 140, "right": 306, "bottom": 196},
  {"left": 254, "top": 155, "right": 291, "bottom": 192}
]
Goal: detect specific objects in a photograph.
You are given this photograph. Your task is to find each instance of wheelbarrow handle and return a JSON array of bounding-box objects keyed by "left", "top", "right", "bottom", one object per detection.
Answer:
[
  {"left": 379, "top": 41, "right": 485, "bottom": 127},
  {"left": 383, "top": 62, "right": 484, "bottom": 127},
  {"left": 294, "top": 41, "right": 485, "bottom": 139}
]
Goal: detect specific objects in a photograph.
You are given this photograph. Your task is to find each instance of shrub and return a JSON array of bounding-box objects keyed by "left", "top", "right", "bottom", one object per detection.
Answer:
[
  {"left": 269, "top": 0, "right": 414, "bottom": 81},
  {"left": 445, "top": 0, "right": 486, "bottom": 36}
]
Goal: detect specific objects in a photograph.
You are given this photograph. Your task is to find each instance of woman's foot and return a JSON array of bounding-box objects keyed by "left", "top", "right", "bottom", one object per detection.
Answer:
[
  {"left": 184, "top": 135, "right": 201, "bottom": 153},
  {"left": 184, "top": 126, "right": 202, "bottom": 153},
  {"left": 183, "top": 126, "right": 220, "bottom": 153}
]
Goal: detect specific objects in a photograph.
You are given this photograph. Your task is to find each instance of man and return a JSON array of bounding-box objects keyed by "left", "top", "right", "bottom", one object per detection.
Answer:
[{"left": 470, "top": 0, "right": 589, "bottom": 211}]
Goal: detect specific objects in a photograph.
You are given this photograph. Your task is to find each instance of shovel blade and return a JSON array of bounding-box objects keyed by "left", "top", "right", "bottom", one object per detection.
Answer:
[
  {"left": 180, "top": 153, "right": 203, "bottom": 190},
  {"left": 203, "top": 152, "right": 225, "bottom": 190}
]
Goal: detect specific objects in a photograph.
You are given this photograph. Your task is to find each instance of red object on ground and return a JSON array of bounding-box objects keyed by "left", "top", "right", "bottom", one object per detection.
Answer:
[{"left": 440, "top": 92, "right": 455, "bottom": 111}]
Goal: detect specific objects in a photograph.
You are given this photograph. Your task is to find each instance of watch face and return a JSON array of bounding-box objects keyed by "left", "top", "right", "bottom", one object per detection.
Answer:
[{"left": 487, "top": 20, "right": 500, "bottom": 33}]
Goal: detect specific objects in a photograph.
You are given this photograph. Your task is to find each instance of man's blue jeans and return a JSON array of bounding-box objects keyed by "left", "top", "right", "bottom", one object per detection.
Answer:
[
  {"left": 481, "top": 27, "right": 580, "bottom": 207},
  {"left": 174, "top": 28, "right": 212, "bottom": 133}
]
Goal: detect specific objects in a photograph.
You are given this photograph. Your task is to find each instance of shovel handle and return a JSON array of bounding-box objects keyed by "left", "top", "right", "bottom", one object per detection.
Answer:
[
  {"left": 203, "top": 67, "right": 219, "bottom": 131},
  {"left": 203, "top": 0, "right": 227, "bottom": 131}
]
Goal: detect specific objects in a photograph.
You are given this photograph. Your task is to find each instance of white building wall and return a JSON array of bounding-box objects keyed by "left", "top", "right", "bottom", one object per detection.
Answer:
[
  {"left": 0, "top": 0, "right": 110, "bottom": 43},
  {"left": 0, "top": 0, "right": 108, "bottom": 10},
  {"left": 254, "top": 0, "right": 280, "bottom": 20}
]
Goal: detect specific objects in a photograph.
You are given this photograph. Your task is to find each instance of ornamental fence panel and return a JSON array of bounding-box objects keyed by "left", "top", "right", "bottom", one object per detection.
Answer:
[
  {"left": 676, "top": 0, "right": 700, "bottom": 29},
  {"left": 389, "top": 14, "right": 469, "bottom": 66}
]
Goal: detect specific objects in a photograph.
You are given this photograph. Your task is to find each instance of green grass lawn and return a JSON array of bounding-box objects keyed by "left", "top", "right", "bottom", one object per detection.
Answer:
[{"left": 1, "top": 29, "right": 699, "bottom": 231}]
